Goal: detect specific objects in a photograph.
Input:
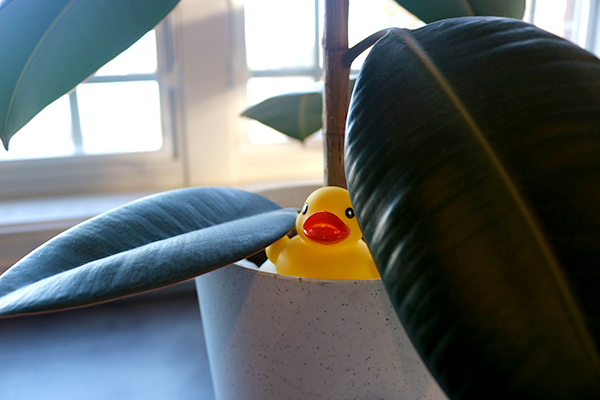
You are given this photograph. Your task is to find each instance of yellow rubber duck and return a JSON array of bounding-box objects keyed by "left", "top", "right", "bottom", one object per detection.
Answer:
[{"left": 265, "top": 186, "right": 380, "bottom": 280}]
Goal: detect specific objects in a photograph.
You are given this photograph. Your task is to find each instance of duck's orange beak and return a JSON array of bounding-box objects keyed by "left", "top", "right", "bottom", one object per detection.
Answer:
[{"left": 303, "top": 211, "right": 350, "bottom": 245}]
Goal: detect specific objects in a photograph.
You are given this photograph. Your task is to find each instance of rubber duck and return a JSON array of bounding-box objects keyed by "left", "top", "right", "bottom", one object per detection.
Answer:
[{"left": 265, "top": 186, "right": 380, "bottom": 280}]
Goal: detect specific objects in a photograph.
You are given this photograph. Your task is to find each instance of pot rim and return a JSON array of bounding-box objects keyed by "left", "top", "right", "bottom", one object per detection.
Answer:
[{"left": 231, "top": 261, "right": 383, "bottom": 286}]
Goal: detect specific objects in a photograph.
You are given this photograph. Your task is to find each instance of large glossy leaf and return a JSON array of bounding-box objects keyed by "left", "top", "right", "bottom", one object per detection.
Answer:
[
  {"left": 346, "top": 17, "right": 600, "bottom": 399},
  {"left": 0, "top": 0, "right": 179, "bottom": 150},
  {"left": 0, "top": 187, "right": 297, "bottom": 317},
  {"left": 394, "top": 0, "right": 525, "bottom": 23}
]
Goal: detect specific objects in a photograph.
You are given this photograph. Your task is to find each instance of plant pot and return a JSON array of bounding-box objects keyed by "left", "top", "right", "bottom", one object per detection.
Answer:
[
  {"left": 194, "top": 184, "right": 446, "bottom": 399},
  {"left": 196, "top": 263, "right": 447, "bottom": 400}
]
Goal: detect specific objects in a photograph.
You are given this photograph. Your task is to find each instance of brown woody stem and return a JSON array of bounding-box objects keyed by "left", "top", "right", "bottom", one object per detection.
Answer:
[{"left": 322, "top": 0, "right": 350, "bottom": 189}]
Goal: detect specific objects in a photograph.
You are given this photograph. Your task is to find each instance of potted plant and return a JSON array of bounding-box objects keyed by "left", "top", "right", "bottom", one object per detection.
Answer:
[{"left": 2, "top": 0, "right": 600, "bottom": 399}]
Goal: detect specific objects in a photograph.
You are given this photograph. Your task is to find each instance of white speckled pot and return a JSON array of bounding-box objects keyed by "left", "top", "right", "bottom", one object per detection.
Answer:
[{"left": 195, "top": 263, "right": 447, "bottom": 400}]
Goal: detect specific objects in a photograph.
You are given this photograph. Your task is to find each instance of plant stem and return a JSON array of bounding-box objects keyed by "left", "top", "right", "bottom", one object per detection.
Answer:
[
  {"left": 343, "top": 28, "right": 389, "bottom": 67},
  {"left": 322, "top": 0, "right": 350, "bottom": 189}
]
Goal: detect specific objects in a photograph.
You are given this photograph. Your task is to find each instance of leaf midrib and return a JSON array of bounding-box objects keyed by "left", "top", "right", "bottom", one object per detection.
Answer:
[
  {"left": 3, "top": 0, "right": 79, "bottom": 148},
  {"left": 463, "top": 0, "right": 475, "bottom": 15}
]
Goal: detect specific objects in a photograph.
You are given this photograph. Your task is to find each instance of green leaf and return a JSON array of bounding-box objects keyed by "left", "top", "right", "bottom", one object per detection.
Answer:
[
  {"left": 346, "top": 18, "right": 600, "bottom": 399},
  {"left": 241, "top": 80, "right": 356, "bottom": 142},
  {"left": 0, "top": 0, "right": 180, "bottom": 150},
  {"left": 0, "top": 187, "right": 297, "bottom": 317},
  {"left": 394, "top": 0, "right": 525, "bottom": 23},
  {"left": 241, "top": 84, "right": 324, "bottom": 142}
]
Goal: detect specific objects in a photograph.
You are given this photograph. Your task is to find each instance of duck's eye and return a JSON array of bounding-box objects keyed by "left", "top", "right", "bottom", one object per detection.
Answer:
[
  {"left": 345, "top": 207, "right": 355, "bottom": 219},
  {"left": 301, "top": 203, "right": 309, "bottom": 214}
]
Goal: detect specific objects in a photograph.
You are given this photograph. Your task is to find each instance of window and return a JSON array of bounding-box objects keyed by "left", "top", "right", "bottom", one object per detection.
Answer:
[
  {"left": 527, "top": 0, "right": 582, "bottom": 48},
  {"left": 0, "top": 17, "right": 184, "bottom": 199},
  {"left": 0, "top": 31, "right": 162, "bottom": 161},
  {"left": 242, "top": 0, "right": 600, "bottom": 140},
  {"left": 238, "top": 0, "right": 423, "bottom": 184},
  {"left": 242, "top": 0, "right": 422, "bottom": 146},
  {"left": 527, "top": 0, "right": 600, "bottom": 55},
  {"left": 2, "top": 0, "right": 599, "bottom": 198},
  {"left": 239, "top": 0, "right": 600, "bottom": 185}
]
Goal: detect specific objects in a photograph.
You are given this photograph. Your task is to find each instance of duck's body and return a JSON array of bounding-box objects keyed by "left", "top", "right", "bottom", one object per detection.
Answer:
[
  {"left": 265, "top": 187, "right": 379, "bottom": 280},
  {"left": 267, "top": 234, "right": 377, "bottom": 279}
]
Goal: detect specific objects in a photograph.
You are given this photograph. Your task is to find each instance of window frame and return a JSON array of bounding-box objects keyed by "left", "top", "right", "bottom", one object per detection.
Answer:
[{"left": 576, "top": 0, "right": 600, "bottom": 53}]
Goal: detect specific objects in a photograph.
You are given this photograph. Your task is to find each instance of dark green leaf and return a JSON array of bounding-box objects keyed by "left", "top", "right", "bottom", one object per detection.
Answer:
[
  {"left": 394, "top": 0, "right": 525, "bottom": 23},
  {"left": 241, "top": 80, "right": 356, "bottom": 142},
  {"left": 0, "top": 0, "right": 179, "bottom": 150},
  {"left": 241, "top": 85, "right": 323, "bottom": 142},
  {"left": 346, "top": 18, "right": 600, "bottom": 399},
  {"left": 0, "top": 187, "right": 297, "bottom": 317}
]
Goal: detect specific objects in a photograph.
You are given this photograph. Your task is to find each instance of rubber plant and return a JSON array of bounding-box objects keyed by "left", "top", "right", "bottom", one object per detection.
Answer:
[{"left": 2, "top": 0, "right": 600, "bottom": 399}]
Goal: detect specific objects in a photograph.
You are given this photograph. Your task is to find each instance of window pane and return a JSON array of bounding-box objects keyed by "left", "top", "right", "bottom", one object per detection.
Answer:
[
  {"left": 0, "top": 95, "right": 74, "bottom": 161},
  {"left": 245, "top": 0, "right": 317, "bottom": 71},
  {"left": 531, "top": 0, "right": 578, "bottom": 39},
  {"left": 1, "top": 30, "right": 162, "bottom": 163},
  {"left": 348, "top": 0, "right": 425, "bottom": 70},
  {"left": 246, "top": 77, "right": 316, "bottom": 144},
  {"left": 77, "top": 81, "right": 163, "bottom": 155},
  {"left": 95, "top": 31, "right": 158, "bottom": 76}
]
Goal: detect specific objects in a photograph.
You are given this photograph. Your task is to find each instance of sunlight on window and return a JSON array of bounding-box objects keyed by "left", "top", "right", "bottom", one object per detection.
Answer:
[
  {"left": 77, "top": 81, "right": 163, "bottom": 155},
  {"left": 0, "top": 30, "right": 162, "bottom": 162},
  {"left": 348, "top": 0, "right": 425, "bottom": 69},
  {"left": 243, "top": 0, "right": 590, "bottom": 149},
  {"left": 95, "top": 31, "right": 158, "bottom": 76},
  {"left": 0, "top": 96, "right": 74, "bottom": 160},
  {"left": 531, "top": 0, "right": 575, "bottom": 39},
  {"left": 243, "top": 0, "right": 425, "bottom": 145},
  {"left": 244, "top": 0, "right": 316, "bottom": 71}
]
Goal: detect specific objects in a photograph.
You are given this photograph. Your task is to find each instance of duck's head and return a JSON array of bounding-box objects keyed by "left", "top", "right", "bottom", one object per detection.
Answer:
[{"left": 296, "top": 187, "right": 364, "bottom": 246}]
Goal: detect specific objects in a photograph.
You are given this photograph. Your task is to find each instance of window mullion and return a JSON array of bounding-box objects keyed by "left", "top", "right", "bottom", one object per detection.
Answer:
[
  {"left": 529, "top": 0, "right": 537, "bottom": 23},
  {"left": 314, "top": 0, "right": 322, "bottom": 80},
  {"left": 584, "top": 0, "right": 600, "bottom": 53},
  {"left": 68, "top": 90, "right": 84, "bottom": 155},
  {"left": 86, "top": 73, "right": 158, "bottom": 83},
  {"left": 250, "top": 68, "right": 323, "bottom": 77}
]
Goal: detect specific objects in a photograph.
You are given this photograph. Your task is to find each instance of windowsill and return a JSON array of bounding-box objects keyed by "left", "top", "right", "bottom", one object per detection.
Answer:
[
  {"left": 0, "top": 279, "right": 215, "bottom": 400},
  {"left": 0, "top": 191, "right": 159, "bottom": 231}
]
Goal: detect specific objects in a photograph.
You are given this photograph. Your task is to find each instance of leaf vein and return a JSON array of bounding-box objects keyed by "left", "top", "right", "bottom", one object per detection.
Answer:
[{"left": 3, "top": 0, "right": 79, "bottom": 143}]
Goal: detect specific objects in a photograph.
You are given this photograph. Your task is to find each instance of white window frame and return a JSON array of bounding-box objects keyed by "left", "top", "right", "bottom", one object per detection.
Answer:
[{"left": 575, "top": 0, "right": 600, "bottom": 53}]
